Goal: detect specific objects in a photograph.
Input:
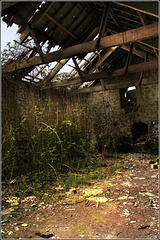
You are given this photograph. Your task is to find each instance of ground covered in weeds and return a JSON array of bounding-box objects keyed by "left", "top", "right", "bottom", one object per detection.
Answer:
[{"left": 1, "top": 153, "right": 159, "bottom": 239}]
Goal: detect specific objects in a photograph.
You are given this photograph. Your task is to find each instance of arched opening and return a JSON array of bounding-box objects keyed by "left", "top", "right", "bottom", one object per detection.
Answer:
[
  {"left": 120, "top": 86, "right": 136, "bottom": 113},
  {"left": 132, "top": 122, "right": 148, "bottom": 142},
  {"left": 125, "top": 86, "right": 136, "bottom": 103}
]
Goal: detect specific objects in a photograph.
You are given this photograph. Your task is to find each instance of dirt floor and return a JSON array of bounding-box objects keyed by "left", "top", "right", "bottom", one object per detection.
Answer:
[{"left": 1, "top": 153, "right": 159, "bottom": 239}]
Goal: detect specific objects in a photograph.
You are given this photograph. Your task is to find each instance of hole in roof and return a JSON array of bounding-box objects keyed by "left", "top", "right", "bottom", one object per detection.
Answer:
[
  {"left": 39, "top": 1, "right": 45, "bottom": 8},
  {"left": 93, "top": 34, "right": 99, "bottom": 40}
]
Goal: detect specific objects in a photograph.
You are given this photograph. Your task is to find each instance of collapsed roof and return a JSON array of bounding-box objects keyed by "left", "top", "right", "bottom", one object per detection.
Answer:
[{"left": 1, "top": 1, "right": 159, "bottom": 92}]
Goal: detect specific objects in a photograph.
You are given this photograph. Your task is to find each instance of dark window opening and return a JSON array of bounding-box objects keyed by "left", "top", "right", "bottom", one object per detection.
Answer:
[
  {"left": 132, "top": 122, "right": 148, "bottom": 142},
  {"left": 120, "top": 86, "right": 136, "bottom": 113}
]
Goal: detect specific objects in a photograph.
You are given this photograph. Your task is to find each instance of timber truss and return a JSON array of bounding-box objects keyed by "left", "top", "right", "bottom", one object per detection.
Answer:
[{"left": 2, "top": 1, "right": 159, "bottom": 93}]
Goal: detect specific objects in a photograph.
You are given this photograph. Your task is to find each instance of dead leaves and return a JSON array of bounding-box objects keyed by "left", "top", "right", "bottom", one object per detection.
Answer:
[
  {"left": 21, "top": 196, "right": 36, "bottom": 203},
  {"left": 2, "top": 207, "right": 15, "bottom": 215}
]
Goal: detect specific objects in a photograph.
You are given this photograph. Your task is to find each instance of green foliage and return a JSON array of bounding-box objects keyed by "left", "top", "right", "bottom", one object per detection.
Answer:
[
  {"left": 1, "top": 41, "right": 31, "bottom": 66},
  {"left": 2, "top": 88, "right": 97, "bottom": 180},
  {"left": 54, "top": 72, "right": 69, "bottom": 82}
]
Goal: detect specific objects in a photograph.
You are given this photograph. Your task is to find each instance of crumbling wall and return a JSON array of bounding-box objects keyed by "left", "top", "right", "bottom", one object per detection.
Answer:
[{"left": 87, "top": 71, "right": 158, "bottom": 154}]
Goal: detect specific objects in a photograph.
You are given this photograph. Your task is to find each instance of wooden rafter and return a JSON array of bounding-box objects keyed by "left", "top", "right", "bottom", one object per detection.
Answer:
[
  {"left": 87, "top": 47, "right": 118, "bottom": 74},
  {"left": 154, "top": 49, "right": 159, "bottom": 59},
  {"left": 96, "top": 3, "right": 111, "bottom": 49},
  {"left": 14, "top": 40, "right": 35, "bottom": 51},
  {"left": 45, "top": 13, "right": 78, "bottom": 41},
  {"left": 41, "top": 27, "right": 98, "bottom": 85},
  {"left": 105, "top": 10, "right": 158, "bottom": 60},
  {"left": 40, "top": 61, "right": 158, "bottom": 89},
  {"left": 103, "top": 8, "right": 155, "bottom": 62},
  {"left": 2, "top": 23, "right": 158, "bottom": 74},
  {"left": 32, "top": 2, "right": 54, "bottom": 27},
  {"left": 138, "top": 39, "right": 158, "bottom": 51},
  {"left": 137, "top": 11, "right": 148, "bottom": 25},
  {"left": 124, "top": 43, "right": 134, "bottom": 74},
  {"left": 114, "top": 2, "right": 159, "bottom": 18},
  {"left": 121, "top": 44, "right": 156, "bottom": 61},
  {"left": 139, "top": 54, "right": 148, "bottom": 86},
  {"left": 19, "top": 2, "right": 55, "bottom": 43},
  {"left": 72, "top": 57, "right": 83, "bottom": 81},
  {"left": 137, "top": 10, "right": 158, "bottom": 60},
  {"left": 27, "top": 24, "right": 44, "bottom": 61},
  {"left": 114, "top": 14, "right": 142, "bottom": 25},
  {"left": 41, "top": 59, "right": 69, "bottom": 85},
  {"left": 34, "top": 64, "right": 48, "bottom": 79},
  {"left": 73, "top": 75, "right": 158, "bottom": 94},
  {"left": 109, "top": 7, "right": 123, "bottom": 29}
]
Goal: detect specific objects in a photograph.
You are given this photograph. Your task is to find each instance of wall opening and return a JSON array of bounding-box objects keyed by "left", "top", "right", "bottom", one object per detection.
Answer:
[
  {"left": 132, "top": 122, "right": 148, "bottom": 142},
  {"left": 120, "top": 86, "right": 136, "bottom": 113}
]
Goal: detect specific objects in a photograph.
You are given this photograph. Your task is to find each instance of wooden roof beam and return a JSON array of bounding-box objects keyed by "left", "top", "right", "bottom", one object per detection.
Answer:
[
  {"left": 18, "top": 2, "right": 55, "bottom": 43},
  {"left": 115, "top": 2, "right": 159, "bottom": 18},
  {"left": 72, "top": 57, "right": 84, "bottom": 82},
  {"left": 121, "top": 44, "right": 156, "bottom": 61},
  {"left": 137, "top": 10, "right": 158, "bottom": 59},
  {"left": 139, "top": 53, "right": 148, "bottom": 86},
  {"left": 109, "top": 7, "right": 123, "bottom": 29},
  {"left": 40, "top": 61, "right": 158, "bottom": 89},
  {"left": 41, "top": 59, "right": 69, "bottom": 85},
  {"left": 73, "top": 74, "right": 158, "bottom": 94},
  {"left": 45, "top": 13, "right": 78, "bottom": 41},
  {"left": 138, "top": 39, "right": 158, "bottom": 51},
  {"left": 96, "top": 3, "right": 111, "bottom": 49},
  {"left": 27, "top": 24, "right": 44, "bottom": 61},
  {"left": 2, "top": 22, "right": 158, "bottom": 74},
  {"left": 42, "top": 27, "right": 98, "bottom": 84},
  {"left": 124, "top": 43, "right": 134, "bottom": 73},
  {"left": 87, "top": 47, "right": 118, "bottom": 74}
]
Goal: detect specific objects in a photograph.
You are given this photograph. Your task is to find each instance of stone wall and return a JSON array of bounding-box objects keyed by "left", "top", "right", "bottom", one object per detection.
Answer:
[
  {"left": 2, "top": 70, "right": 158, "bottom": 154},
  {"left": 87, "top": 70, "right": 158, "bottom": 153}
]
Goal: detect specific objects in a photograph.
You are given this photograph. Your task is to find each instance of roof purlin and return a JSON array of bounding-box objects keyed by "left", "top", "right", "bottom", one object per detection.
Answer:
[{"left": 2, "top": 22, "right": 158, "bottom": 74}]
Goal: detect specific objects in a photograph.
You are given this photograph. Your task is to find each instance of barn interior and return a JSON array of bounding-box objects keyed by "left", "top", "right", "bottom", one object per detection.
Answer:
[
  {"left": 2, "top": 1, "right": 158, "bottom": 153},
  {"left": 1, "top": 2, "right": 159, "bottom": 238}
]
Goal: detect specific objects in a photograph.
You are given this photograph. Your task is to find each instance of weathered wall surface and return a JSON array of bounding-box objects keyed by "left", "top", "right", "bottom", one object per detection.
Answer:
[
  {"left": 87, "top": 70, "right": 158, "bottom": 153},
  {"left": 2, "top": 70, "right": 158, "bottom": 155}
]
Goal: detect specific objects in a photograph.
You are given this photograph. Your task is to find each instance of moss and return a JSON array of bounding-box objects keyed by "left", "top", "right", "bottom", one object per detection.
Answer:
[
  {"left": 87, "top": 210, "right": 106, "bottom": 225},
  {"left": 71, "top": 223, "right": 89, "bottom": 235}
]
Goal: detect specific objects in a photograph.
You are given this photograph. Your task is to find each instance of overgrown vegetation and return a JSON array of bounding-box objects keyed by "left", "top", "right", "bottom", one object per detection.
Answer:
[
  {"left": 2, "top": 84, "right": 97, "bottom": 177},
  {"left": 2, "top": 42, "right": 127, "bottom": 200}
]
